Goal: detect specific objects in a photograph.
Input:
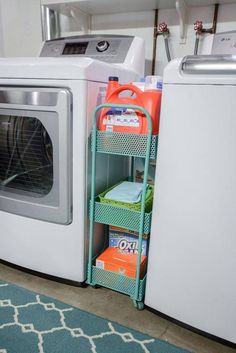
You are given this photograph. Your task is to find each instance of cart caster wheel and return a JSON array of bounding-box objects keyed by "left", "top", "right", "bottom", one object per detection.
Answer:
[
  {"left": 133, "top": 300, "right": 144, "bottom": 310},
  {"left": 137, "top": 302, "right": 144, "bottom": 310},
  {"left": 91, "top": 284, "right": 101, "bottom": 289}
]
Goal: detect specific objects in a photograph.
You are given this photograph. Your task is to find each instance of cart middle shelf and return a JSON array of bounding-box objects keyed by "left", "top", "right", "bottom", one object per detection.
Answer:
[{"left": 90, "top": 198, "right": 152, "bottom": 234}]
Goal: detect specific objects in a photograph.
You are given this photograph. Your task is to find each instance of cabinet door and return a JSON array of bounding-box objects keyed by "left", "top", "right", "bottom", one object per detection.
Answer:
[{"left": 0, "top": 0, "right": 42, "bottom": 56}]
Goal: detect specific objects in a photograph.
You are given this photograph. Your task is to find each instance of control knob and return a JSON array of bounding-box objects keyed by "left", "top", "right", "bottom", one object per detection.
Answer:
[{"left": 96, "top": 41, "right": 109, "bottom": 52}]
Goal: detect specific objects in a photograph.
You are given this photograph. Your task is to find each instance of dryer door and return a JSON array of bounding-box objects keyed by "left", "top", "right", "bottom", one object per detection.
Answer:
[{"left": 0, "top": 87, "right": 72, "bottom": 224}]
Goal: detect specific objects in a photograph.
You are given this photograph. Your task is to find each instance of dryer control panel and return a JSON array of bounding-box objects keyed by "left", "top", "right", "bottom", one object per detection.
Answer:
[{"left": 40, "top": 35, "right": 133, "bottom": 63}]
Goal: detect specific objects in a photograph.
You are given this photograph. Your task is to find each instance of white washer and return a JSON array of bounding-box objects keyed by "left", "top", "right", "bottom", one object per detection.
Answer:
[
  {"left": 145, "top": 55, "right": 236, "bottom": 344},
  {"left": 0, "top": 35, "right": 144, "bottom": 283}
]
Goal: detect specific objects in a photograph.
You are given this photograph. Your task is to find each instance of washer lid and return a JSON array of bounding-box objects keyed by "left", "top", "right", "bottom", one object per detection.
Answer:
[
  {"left": 182, "top": 55, "right": 236, "bottom": 75},
  {"left": 0, "top": 57, "right": 134, "bottom": 82},
  {"left": 164, "top": 55, "right": 236, "bottom": 85}
]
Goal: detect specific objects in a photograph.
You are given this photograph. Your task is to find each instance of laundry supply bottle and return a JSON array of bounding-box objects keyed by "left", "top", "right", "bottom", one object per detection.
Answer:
[
  {"left": 96, "top": 86, "right": 107, "bottom": 106},
  {"left": 98, "top": 76, "right": 162, "bottom": 135},
  {"left": 106, "top": 76, "right": 119, "bottom": 98},
  {"left": 140, "top": 75, "right": 163, "bottom": 136},
  {"left": 131, "top": 77, "right": 145, "bottom": 91},
  {"left": 98, "top": 76, "right": 122, "bottom": 133}
]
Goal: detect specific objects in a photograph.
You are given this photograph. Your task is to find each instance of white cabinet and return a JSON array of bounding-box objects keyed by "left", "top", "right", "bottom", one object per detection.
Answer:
[
  {"left": 41, "top": 0, "right": 236, "bottom": 15},
  {"left": 40, "top": 0, "right": 236, "bottom": 43},
  {"left": 40, "top": 0, "right": 188, "bottom": 41},
  {"left": 0, "top": 0, "right": 42, "bottom": 57},
  {"left": 0, "top": 3, "right": 3, "bottom": 56},
  {"left": 41, "top": 0, "right": 176, "bottom": 15}
]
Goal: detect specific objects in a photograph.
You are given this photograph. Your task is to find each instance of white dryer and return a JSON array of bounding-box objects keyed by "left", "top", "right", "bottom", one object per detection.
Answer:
[
  {"left": 145, "top": 54, "right": 236, "bottom": 344},
  {"left": 0, "top": 35, "right": 144, "bottom": 283}
]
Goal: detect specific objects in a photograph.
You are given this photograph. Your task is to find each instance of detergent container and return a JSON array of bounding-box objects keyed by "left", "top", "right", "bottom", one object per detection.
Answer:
[{"left": 98, "top": 76, "right": 162, "bottom": 135}]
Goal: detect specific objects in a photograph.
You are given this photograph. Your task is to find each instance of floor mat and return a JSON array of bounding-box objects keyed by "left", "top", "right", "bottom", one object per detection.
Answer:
[{"left": 0, "top": 280, "right": 192, "bottom": 353}]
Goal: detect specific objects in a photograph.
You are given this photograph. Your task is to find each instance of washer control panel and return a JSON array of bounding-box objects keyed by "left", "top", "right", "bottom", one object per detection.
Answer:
[
  {"left": 212, "top": 31, "right": 236, "bottom": 55},
  {"left": 40, "top": 35, "right": 133, "bottom": 63}
]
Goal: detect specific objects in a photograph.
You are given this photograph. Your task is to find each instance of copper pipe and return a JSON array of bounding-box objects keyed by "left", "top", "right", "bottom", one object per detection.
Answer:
[
  {"left": 212, "top": 3, "right": 219, "bottom": 34},
  {"left": 201, "top": 4, "right": 219, "bottom": 34},
  {"left": 193, "top": 4, "right": 219, "bottom": 54},
  {"left": 151, "top": 9, "right": 158, "bottom": 75}
]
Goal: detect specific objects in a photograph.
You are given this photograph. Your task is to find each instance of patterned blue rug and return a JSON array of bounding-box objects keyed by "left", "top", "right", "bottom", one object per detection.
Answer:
[{"left": 0, "top": 280, "right": 192, "bottom": 353}]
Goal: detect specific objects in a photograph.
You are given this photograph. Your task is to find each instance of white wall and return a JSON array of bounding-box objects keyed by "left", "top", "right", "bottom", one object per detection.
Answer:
[
  {"left": 91, "top": 3, "right": 236, "bottom": 75},
  {"left": 90, "top": 11, "right": 154, "bottom": 74},
  {"left": 0, "top": 1, "right": 236, "bottom": 76},
  {"left": 58, "top": 2, "right": 236, "bottom": 75},
  {"left": 0, "top": 0, "right": 42, "bottom": 57}
]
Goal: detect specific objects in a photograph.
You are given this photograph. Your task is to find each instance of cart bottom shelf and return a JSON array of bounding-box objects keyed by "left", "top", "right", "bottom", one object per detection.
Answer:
[{"left": 88, "top": 266, "right": 146, "bottom": 302}]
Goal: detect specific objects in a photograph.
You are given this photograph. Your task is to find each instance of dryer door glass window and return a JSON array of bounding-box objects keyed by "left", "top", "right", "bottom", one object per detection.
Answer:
[
  {"left": 0, "top": 115, "right": 53, "bottom": 197},
  {"left": 0, "top": 87, "right": 72, "bottom": 225}
]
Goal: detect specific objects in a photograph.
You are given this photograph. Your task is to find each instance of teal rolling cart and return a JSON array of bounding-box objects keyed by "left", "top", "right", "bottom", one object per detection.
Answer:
[{"left": 87, "top": 103, "right": 158, "bottom": 309}]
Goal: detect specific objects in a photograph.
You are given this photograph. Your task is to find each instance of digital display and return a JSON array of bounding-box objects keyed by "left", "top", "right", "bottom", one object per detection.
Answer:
[{"left": 62, "top": 42, "right": 88, "bottom": 55}]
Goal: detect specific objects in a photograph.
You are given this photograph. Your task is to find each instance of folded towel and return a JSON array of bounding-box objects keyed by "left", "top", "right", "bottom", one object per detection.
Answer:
[{"left": 104, "top": 181, "right": 146, "bottom": 204}]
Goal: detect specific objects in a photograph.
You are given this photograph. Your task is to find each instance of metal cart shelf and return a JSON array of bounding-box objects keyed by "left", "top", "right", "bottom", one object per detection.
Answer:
[
  {"left": 87, "top": 103, "right": 157, "bottom": 310},
  {"left": 90, "top": 199, "right": 152, "bottom": 234}
]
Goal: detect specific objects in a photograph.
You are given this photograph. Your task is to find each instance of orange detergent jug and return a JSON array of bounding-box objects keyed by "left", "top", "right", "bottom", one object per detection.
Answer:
[{"left": 98, "top": 77, "right": 162, "bottom": 135}]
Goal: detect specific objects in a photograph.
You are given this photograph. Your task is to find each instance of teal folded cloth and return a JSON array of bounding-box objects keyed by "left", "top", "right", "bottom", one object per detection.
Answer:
[{"left": 104, "top": 181, "right": 146, "bottom": 204}]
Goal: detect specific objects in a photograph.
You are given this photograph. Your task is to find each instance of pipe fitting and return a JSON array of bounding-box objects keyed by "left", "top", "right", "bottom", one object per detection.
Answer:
[
  {"left": 157, "top": 22, "right": 171, "bottom": 62},
  {"left": 158, "top": 22, "right": 170, "bottom": 35},
  {"left": 193, "top": 3, "right": 219, "bottom": 36},
  {"left": 194, "top": 20, "right": 203, "bottom": 34}
]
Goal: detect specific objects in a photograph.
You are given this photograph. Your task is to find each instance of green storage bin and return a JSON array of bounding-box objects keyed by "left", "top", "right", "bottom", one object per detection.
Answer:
[{"left": 98, "top": 182, "right": 154, "bottom": 213}]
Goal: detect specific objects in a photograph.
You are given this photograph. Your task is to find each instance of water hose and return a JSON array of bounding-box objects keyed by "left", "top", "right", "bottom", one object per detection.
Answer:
[{"left": 164, "top": 34, "right": 171, "bottom": 62}]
